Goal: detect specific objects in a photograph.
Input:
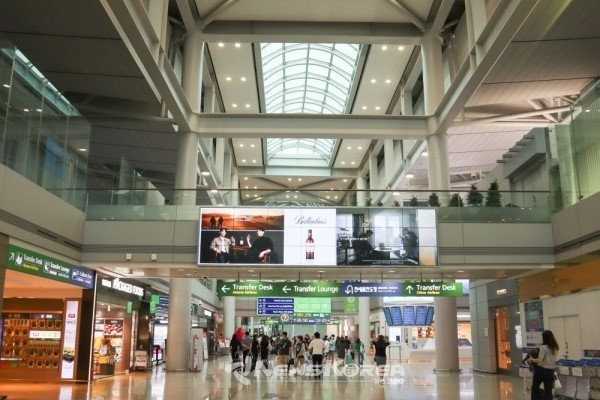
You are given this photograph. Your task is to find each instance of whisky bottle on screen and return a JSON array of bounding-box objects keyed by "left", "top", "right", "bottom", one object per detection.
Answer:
[{"left": 305, "top": 229, "right": 315, "bottom": 259}]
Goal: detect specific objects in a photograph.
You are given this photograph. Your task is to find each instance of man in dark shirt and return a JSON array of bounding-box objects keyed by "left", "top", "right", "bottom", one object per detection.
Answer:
[
  {"left": 373, "top": 335, "right": 390, "bottom": 384},
  {"left": 277, "top": 332, "right": 292, "bottom": 370},
  {"left": 246, "top": 227, "right": 273, "bottom": 263}
]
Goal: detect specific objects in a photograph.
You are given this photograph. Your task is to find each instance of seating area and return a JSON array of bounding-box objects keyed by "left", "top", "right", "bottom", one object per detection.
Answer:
[{"left": 554, "top": 359, "right": 600, "bottom": 399}]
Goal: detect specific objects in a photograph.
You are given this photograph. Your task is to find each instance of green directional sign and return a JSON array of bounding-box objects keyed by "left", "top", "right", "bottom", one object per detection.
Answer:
[
  {"left": 344, "top": 297, "right": 358, "bottom": 313},
  {"left": 402, "top": 282, "right": 463, "bottom": 297},
  {"left": 217, "top": 281, "right": 339, "bottom": 297}
]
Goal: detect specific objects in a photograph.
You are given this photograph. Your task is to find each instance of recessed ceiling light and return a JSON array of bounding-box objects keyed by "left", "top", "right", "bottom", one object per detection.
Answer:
[
  {"left": 241, "top": 77, "right": 247, "bottom": 82},
  {"left": 245, "top": 186, "right": 249, "bottom": 189},
  {"left": 254, "top": 194, "right": 258, "bottom": 198},
  {"left": 343, "top": 179, "right": 348, "bottom": 182},
  {"left": 381, "top": 45, "right": 388, "bottom": 51},
  {"left": 243, "top": 177, "right": 248, "bottom": 180},
  {"left": 351, "top": 161, "right": 355, "bottom": 165},
  {"left": 422, "top": 151, "right": 428, "bottom": 157},
  {"left": 347, "top": 146, "right": 352, "bottom": 150},
  {"left": 35, "top": 108, "right": 42, "bottom": 112},
  {"left": 226, "top": 76, "right": 232, "bottom": 81},
  {"left": 398, "top": 46, "right": 405, "bottom": 51},
  {"left": 241, "top": 159, "right": 246, "bottom": 162},
  {"left": 334, "top": 195, "right": 338, "bottom": 199},
  {"left": 326, "top": 196, "right": 330, "bottom": 199},
  {"left": 357, "top": 146, "right": 363, "bottom": 150},
  {"left": 286, "top": 195, "right": 290, "bottom": 198},
  {"left": 341, "top": 161, "right": 346, "bottom": 165},
  {"left": 385, "top": 79, "right": 391, "bottom": 84},
  {"left": 294, "top": 195, "right": 298, "bottom": 199},
  {"left": 247, "top": 269, "right": 254, "bottom": 272},
  {"left": 2, "top": 84, "right": 10, "bottom": 88},
  {"left": 585, "top": 109, "right": 590, "bottom": 112},
  {"left": 218, "top": 42, "right": 224, "bottom": 47},
  {"left": 297, "top": 178, "right": 302, "bottom": 181},
  {"left": 245, "top": 104, "right": 250, "bottom": 108},
  {"left": 370, "top": 79, "right": 377, "bottom": 84},
  {"left": 457, "top": 270, "right": 465, "bottom": 273},
  {"left": 406, "top": 173, "right": 414, "bottom": 178},
  {"left": 202, "top": 171, "right": 211, "bottom": 176},
  {"left": 239, "top": 144, "right": 244, "bottom": 147},
  {"left": 318, "top": 270, "right": 325, "bottom": 273},
  {"left": 361, "top": 106, "right": 367, "bottom": 110},
  {"left": 23, "top": 108, "right": 30, "bottom": 112},
  {"left": 246, "top": 194, "right": 250, "bottom": 197},
  {"left": 393, "top": 192, "right": 400, "bottom": 196},
  {"left": 232, "top": 103, "right": 238, "bottom": 108},
  {"left": 252, "top": 159, "right": 256, "bottom": 163},
  {"left": 375, "top": 106, "right": 381, "bottom": 110},
  {"left": 288, "top": 178, "right": 292, "bottom": 181},
  {"left": 388, "top": 270, "right": 396, "bottom": 273},
  {"left": 250, "top": 144, "right": 255, "bottom": 147},
  {"left": 210, "top": 189, "right": 218, "bottom": 193},
  {"left": 235, "top": 43, "right": 241, "bottom": 48},
  {"left": 253, "top": 186, "right": 257, "bottom": 189},
  {"left": 78, "top": 148, "right": 87, "bottom": 152}
]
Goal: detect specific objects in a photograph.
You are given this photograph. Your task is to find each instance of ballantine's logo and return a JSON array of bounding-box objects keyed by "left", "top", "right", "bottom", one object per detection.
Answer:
[{"left": 295, "top": 216, "right": 326, "bottom": 225}]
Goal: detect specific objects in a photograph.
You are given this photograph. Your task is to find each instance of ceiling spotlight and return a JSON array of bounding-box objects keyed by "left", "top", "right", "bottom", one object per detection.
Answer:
[
  {"left": 23, "top": 108, "right": 30, "bottom": 112},
  {"left": 253, "top": 186, "right": 257, "bottom": 189},
  {"left": 398, "top": 46, "right": 405, "bottom": 51},
  {"left": 361, "top": 106, "right": 367, "bottom": 110},
  {"left": 241, "top": 159, "right": 246, "bottom": 162},
  {"left": 252, "top": 159, "right": 256, "bottom": 163},
  {"left": 381, "top": 45, "right": 388, "bottom": 51},
  {"left": 288, "top": 178, "right": 292, "bottom": 181},
  {"left": 245, "top": 186, "right": 249, "bottom": 189},
  {"left": 232, "top": 103, "right": 238, "bottom": 108},
  {"left": 234, "top": 43, "right": 241, "bottom": 48},
  {"left": 218, "top": 42, "right": 224, "bottom": 47},
  {"left": 393, "top": 192, "right": 400, "bottom": 196},
  {"left": 351, "top": 161, "right": 355, "bottom": 165},
  {"left": 210, "top": 189, "right": 218, "bottom": 193},
  {"left": 239, "top": 144, "right": 244, "bottom": 147},
  {"left": 78, "top": 148, "right": 87, "bottom": 152},
  {"left": 385, "top": 79, "right": 391, "bottom": 84},
  {"left": 202, "top": 171, "right": 210, "bottom": 176},
  {"left": 297, "top": 178, "right": 302, "bottom": 181},
  {"left": 250, "top": 144, "right": 255, "bottom": 147},
  {"left": 245, "top": 104, "right": 250, "bottom": 108},
  {"left": 286, "top": 195, "right": 290, "bottom": 198},
  {"left": 243, "top": 177, "right": 248, "bottom": 180},
  {"left": 406, "top": 173, "right": 414, "bottom": 178},
  {"left": 422, "top": 151, "right": 428, "bottom": 157},
  {"left": 375, "top": 106, "right": 381, "bottom": 110},
  {"left": 254, "top": 194, "right": 257, "bottom": 198},
  {"left": 226, "top": 76, "right": 232, "bottom": 81},
  {"left": 341, "top": 161, "right": 346, "bottom": 165},
  {"left": 35, "top": 108, "right": 42, "bottom": 112},
  {"left": 294, "top": 195, "right": 298, "bottom": 199},
  {"left": 326, "top": 196, "right": 330, "bottom": 199},
  {"left": 246, "top": 194, "right": 250, "bottom": 197},
  {"left": 2, "top": 84, "right": 10, "bottom": 88},
  {"left": 334, "top": 195, "right": 338, "bottom": 199},
  {"left": 357, "top": 146, "right": 363, "bottom": 150},
  {"left": 370, "top": 79, "right": 377, "bottom": 84},
  {"left": 241, "top": 77, "right": 247, "bottom": 82},
  {"left": 343, "top": 179, "right": 348, "bottom": 182},
  {"left": 347, "top": 146, "right": 352, "bottom": 150}
]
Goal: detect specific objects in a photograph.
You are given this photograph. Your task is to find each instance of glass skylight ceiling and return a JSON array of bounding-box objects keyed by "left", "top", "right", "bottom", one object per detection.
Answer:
[{"left": 261, "top": 43, "right": 361, "bottom": 165}]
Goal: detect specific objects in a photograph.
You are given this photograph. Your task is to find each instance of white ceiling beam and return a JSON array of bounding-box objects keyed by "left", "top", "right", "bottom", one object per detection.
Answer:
[
  {"left": 427, "top": 0, "right": 456, "bottom": 35},
  {"left": 453, "top": 106, "right": 570, "bottom": 126},
  {"left": 432, "top": 0, "right": 542, "bottom": 136},
  {"left": 199, "top": 0, "right": 241, "bottom": 29},
  {"left": 237, "top": 166, "right": 359, "bottom": 177},
  {"left": 196, "top": 21, "right": 423, "bottom": 44},
  {"left": 388, "top": 0, "right": 426, "bottom": 31},
  {"left": 175, "top": 0, "right": 198, "bottom": 32},
  {"left": 190, "top": 114, "right": 429, "bottom": 139}
]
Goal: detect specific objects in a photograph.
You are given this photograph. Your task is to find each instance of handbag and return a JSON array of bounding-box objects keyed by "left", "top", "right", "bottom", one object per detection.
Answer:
[{"left": 554, "top": 373, "right": 562, "bottom": 389}]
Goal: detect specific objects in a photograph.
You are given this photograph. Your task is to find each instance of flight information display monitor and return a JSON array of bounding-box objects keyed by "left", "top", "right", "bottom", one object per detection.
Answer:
[
  {"left": 390, "top": 306, "right": 403, "bottom": 326},
  {"left": 402, "top": 306, "right": 415, "bottom": 325},
  {"left": 415, "top": 305, "right": 428, "bottom": 325},
  {"left": 383, "top": 307, "right": 393, "bottom": 326},
  {"left": 425, "top": 306, "right": 435, "bottom": 326}
]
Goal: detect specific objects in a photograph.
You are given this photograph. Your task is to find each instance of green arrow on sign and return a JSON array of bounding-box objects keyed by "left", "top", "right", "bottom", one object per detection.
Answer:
[{"left": 402, "top": 282, "right": 463, "bottom": 297}]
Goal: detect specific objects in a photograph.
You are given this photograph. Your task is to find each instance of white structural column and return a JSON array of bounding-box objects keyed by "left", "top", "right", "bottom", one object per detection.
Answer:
[
  {"left": 230, "top": 173, "right": 239, "bottom": 206},
  {"left": 166, "top": 278, "right": 192, "bottom": 371},
  {"left": 223, "top": 296, "right": 235, "bottom": 340},
  {"left": 148, "top": 0, "right": 169, "bottom": 47},
  {"left": 422, "top": 33, "right": 459, "bottom": 371},
  {"left": 356, "top": 176, "right": 367, "bottom": 207},
  {"left": 368, "top": 155, "right": 378, "bottom": 201},
  {"left": 175, "top": 32, "right": 203, "bottom": 205},
  {"left": 384, "top": 140, "right": 395, "bottom": 182},
  {"left": 358, "top": 297, "right": 370, "bottom": 345},
  {"left": 465, "top": 0, "right": 488, "bottom": 63}
]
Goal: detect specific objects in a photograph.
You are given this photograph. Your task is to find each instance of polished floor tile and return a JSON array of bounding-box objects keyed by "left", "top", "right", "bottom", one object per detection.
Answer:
[{"left": 0, "top": 357, "right": 526, "bottom": 400}]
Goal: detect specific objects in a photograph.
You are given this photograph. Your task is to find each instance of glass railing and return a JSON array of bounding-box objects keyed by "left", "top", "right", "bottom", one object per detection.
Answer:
[{"left": 84, "top": 188, "right": 552, "bottom": 223}]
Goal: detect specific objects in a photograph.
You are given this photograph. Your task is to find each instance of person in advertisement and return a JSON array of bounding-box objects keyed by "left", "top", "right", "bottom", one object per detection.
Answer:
[
  {"left": 401, "top": 227, "right": 419, "bottom": 261},
  {"left": 245, "top": 227, "right": 273, "bottom": 263},
  {"left": 210, "top": 228, "right": 233, "bottom": 263}
]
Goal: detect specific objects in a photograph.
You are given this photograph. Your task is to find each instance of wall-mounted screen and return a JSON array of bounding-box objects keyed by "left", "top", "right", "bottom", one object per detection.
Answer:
[
  {"left": 425, "top": 306, "right": 435, "bottom": 326},
  {"left": 402, "top": 306, "right": 415, "bottom": 326},
  {"left": 415, "top": 305, "right": 428, "bottom": 326},
  {"left": 198, "top": 207, "right": 437, "bottom": 267},
  {"left": 383, "top": 307, "right": 393, "bottom": 326},
  {"left": 390, "top": 306, "right": 403, "bottom": 326}
]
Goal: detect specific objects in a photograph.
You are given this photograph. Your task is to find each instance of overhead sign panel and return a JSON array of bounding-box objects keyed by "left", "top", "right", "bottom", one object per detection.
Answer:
[
  {"left": 218, "top": 281, "right": 339, "bottom": 297},
  {"left": 257, "top": 298, "right": 295, "bottom": 315}
]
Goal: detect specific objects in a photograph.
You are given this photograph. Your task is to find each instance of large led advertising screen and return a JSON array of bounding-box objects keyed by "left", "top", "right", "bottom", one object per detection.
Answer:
[{"left": 198, "top": 207, "right": 437, "bottom": 266}]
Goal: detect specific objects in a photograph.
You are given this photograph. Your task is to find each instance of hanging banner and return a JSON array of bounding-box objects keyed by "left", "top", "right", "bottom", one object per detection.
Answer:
[
  {"left": 60, "top": 300, "right": 80, "bottom": 379},
  {"left": 524, "top": 300, "right": 544, "bottom": 347}
]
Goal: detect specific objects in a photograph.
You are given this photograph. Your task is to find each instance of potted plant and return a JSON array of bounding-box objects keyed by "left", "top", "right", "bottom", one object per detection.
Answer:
[
  {"left": 365, "top": 198, "right": 372, "bottom": 206},
  {"left": 467, "top": 183, "right": 483, "bottom": 207},
  {"left": 428, "top": 192, "right": 440, "bottom": 207},
  {"left": 376, "top": 201, "right": 383, "bottom": 207},
  {"left": 485, "top": 179, "right": 502, "bottom": 207},
  {"left": 449, "top": 193, "right": 464, "bottom": 207},
  {"left": 409, "top": 195, "right": 419, "bottom": 207},
  {"left": 393, "top": 199, "right": 401, "bottom": 207}
]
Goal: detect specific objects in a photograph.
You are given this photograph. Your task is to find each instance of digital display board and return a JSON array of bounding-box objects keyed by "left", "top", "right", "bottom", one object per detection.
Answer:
[
  {"left": 415, "top": 305, "right": 428, "bottom": 325},
  {"left": 425, "top": 306, "right": 435, "bottom": 326},
  {"left": 390, "top": 306, "right": 403, "bottom": 326},
  {"left": 198, "top": 207, "right": 438, "bottom": 267},
  {"left": 383, "top": 307, "right": 393, "bottom": 326},
  {"left": 402, "top": 306, "right": 415, "bottom": 326}
]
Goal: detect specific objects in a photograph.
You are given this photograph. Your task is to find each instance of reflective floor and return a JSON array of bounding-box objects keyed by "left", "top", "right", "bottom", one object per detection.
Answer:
[{"left": 0, "top": 357, "right": 526, "bottom": 400}]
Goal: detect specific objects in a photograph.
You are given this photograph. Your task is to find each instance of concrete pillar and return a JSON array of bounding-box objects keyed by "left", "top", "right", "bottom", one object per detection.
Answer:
[
  {"left": 358, "top": 297, "right": 371, "bottom": 346},
  {"left": 384, "top": 140, "right": 395, "bottom": 182},
  {"left": 356, "top": 176, "right": 367, "bottom": 207},
  {"left": 182, "top": 32, "right": 204, "bottom": 113},
  {"left": 434, "top": 296, "right": 459, "bottom": 371},
  {"left": 250, "top": 317, "right": 254, "bottom": 334},
  {"left": 223, "top": 296, "right": 235, "bottom": 340},
  {"left": 215, "top": 138, "right": 226, "bottom": 183},
  {"left": 166, "top": 278, "right": 192, "bottom": 371},
  {"left": 368, "top": 155, "right": 378, "bottom": 203}
]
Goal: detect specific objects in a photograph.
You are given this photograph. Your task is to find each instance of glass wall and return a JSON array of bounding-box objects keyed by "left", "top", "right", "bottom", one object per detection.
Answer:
[
  {"left": 553, "top": 82, "right": 600, "bottom": 210},
  {"left": 0, "top": 47, "right": 90, "bottom": 210}
]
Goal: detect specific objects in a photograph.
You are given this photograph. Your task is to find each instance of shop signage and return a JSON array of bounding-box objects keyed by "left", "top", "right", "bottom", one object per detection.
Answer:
[
  {"left": 126, "top": 301, "right": 132, "bottom": 314},
  {"left": 100, "top": 276, "right": 144, "bottom": 297},
  {"left": 218, "top": 281, "right": 463, "bottom": 297},
  {"left": 7, "top": 244, "right": 95, "bottom": 289},
  {"left": 60, "top": 300, "right": 79, "bottom": 379},
  {"left": 217, "top": 281, "right": 340, "bottom": 297},
  {"left": 344, "top": 297, "right": 359, "bottom": 313}
]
